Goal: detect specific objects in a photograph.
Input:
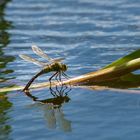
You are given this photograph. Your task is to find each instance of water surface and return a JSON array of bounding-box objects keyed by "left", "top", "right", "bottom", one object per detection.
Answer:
[{"left": 1, "top": 0, "right": 140, "bottom": 139}]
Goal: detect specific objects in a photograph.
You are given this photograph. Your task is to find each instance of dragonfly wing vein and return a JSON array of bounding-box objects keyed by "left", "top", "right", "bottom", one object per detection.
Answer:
[
  {"left": 19, "top": 54, "right": 46, "bottom": 67},
  {"left": 32, "top": 45, "right": 53, "bottom": 62},
  {"left": 53, "top": 58, "right": 65, "bottom": 62}
]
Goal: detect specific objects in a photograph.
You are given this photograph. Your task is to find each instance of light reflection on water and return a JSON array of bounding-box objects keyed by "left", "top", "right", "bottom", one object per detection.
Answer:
[{"left": 1, "top": 0, "right": 140, "bottom": 139}]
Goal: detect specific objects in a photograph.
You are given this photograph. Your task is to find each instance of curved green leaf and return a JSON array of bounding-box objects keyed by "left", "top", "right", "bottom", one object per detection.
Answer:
[{"left": 104, "top": 49, "right": 140, "bottom": 68}]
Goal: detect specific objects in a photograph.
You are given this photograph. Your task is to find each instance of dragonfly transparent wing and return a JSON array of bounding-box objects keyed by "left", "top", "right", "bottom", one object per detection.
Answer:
[
  {"left": 52, "top": 58, "right": 65, "bottom": 62},
  {"left": 19, "top": 54, "right": 47, "bottom": 67},
  {"left": 32, "top": 45, "right": 65, "bottom": 63},
  {"left": 32, "top": 45, "right": 53, "bottom": 62}
]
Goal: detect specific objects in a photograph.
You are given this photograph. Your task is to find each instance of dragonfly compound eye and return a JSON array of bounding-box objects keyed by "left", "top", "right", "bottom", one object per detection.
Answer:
[{"left": 63, "top": 64, "right": 67, "bottom": 71}]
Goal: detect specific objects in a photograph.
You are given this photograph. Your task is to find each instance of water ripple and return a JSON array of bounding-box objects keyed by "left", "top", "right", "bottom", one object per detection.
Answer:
[{"left": 3, "top": 0, "right": 140, "bottom": 139}]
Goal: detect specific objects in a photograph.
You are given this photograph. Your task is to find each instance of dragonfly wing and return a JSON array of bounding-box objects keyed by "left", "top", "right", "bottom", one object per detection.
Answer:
[
  {"left": 19, "top": 54, "right": 47, "bottom": 67},
  {"left": 53, "top": 58, "right": 65, "bottom": 62},
  {"left": 32, "top": 45, "right": 53, "bottom": 62}
]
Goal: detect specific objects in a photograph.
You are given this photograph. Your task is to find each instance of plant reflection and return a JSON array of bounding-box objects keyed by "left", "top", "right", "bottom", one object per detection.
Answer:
[
  {"left": 24, "top": 87, "right": 72, "bottom": 132},
  {"left": 0, "top": 0, "right": 14, "bottom": 139},
  {"left": 0, "top": 0, "right": 15, "bottom": 87},
  {"left": 0, "top": 94, "right": 12, "bottom": 139}
]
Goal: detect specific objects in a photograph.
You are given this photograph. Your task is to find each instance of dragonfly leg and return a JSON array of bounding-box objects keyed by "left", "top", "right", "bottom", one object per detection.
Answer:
[
  {"left": 54, "top": 72, "right": 62, "bottom": 95},
  {"left": 55, "top": 71, "right": 65, "bottom": 96},
  {"left": 49, "top": 72, "right": 58, "bottom": 97},
  {"left": 61, "top": 84, "right": 72, "bottom": 96},
  {"left": 56, "top": 72, "right": 67, "bottom": 96},
  {"left": 49, "top": 87, "right": 57, "bottom": 97},
  {"left": 62, "top": 72, "right": 72, "bottom": 95},
  {"left": 54, "top": 71, "right": 63, "bottom": 96},
  {"left": 62, "top": 72, "right": 71, "bottom": 79},
  {"left": 58, "top": 71, "right": 65, "bottom": 96}
]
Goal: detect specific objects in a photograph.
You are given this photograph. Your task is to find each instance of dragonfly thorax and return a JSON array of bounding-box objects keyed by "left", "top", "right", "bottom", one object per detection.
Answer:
[
  {"left": 54, "top": 62, "right": 67, "bottom": 72},
  {"left": 44, "top": 62, "right": 67, "bottom": 72}
]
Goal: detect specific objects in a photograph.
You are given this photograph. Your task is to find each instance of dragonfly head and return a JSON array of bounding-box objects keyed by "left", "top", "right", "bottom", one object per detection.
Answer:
[{"left": 61, "top": 63, "right": 67, "bottom": 72}]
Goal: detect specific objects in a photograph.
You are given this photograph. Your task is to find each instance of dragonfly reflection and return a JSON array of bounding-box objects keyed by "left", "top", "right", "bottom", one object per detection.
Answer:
[
  {"left": 19, "top": 45, "right": 70, "bottom": 95},
  {"left": 25, "top": 90, "right": 70, "bottom": 108},
  {"left": 25, "top": 89, "right": 71, "bottom": 132}
]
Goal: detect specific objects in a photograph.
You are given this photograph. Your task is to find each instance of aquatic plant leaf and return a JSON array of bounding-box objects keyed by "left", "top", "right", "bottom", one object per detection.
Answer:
[
  {"left": 104, "top": 49, "right": 140, "bottom": 68},
  {"left": 102, "top": 49, "right": 140, "bottom": 88},
  {"left": 62, "top": 49, "right": 140, "bottom": 89}
]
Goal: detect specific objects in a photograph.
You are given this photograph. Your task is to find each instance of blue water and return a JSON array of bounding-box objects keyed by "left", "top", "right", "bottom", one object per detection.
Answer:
[{"left": 1, "top": 0, "right": 140, "bottom": 139}]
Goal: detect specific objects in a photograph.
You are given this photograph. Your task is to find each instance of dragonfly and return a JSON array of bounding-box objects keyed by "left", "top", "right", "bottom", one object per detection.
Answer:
[{"left": 19, "top": 45, "right": 70, "bottom": 95}]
